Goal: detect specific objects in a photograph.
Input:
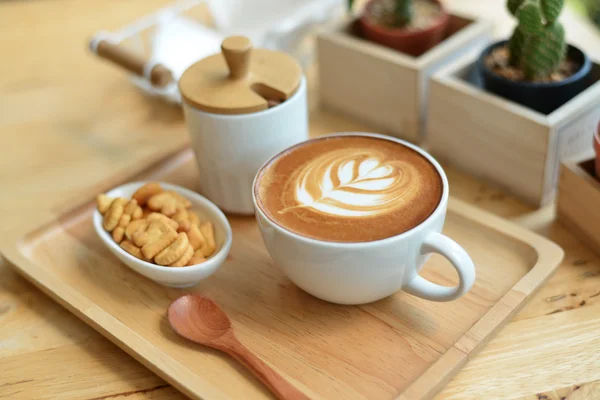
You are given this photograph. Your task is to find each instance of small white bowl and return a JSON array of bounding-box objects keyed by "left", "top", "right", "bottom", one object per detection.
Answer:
[{"left": 93, "top": 181, "right": 232, "bottom": 288}]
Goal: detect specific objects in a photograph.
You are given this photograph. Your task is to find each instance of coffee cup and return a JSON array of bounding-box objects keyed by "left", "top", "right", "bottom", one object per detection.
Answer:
[{"left": 252, "top": 133, "right": 475, "bottom": 305}]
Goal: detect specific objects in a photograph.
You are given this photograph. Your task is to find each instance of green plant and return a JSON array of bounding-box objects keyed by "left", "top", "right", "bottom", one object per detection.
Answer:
[
  {"left": 507, "top": 0, "right": 567, "bottom": 80},
  {"left": 350, "top": 0, "right": 414, "bottom": 27},
  {"left": 393, "top": 0, "right": 414, "bottom": 26}
]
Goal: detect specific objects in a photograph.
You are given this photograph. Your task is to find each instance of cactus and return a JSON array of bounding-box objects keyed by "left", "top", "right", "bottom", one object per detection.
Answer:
[
  {"left": 507, "top": 0, "right": 567, "bottom": 80},
  {"left": 394, "top": 0, "right": 414, "bottom": 27},
  {"left": 350, "top": 0, "right": 414, "bottom": 27}
]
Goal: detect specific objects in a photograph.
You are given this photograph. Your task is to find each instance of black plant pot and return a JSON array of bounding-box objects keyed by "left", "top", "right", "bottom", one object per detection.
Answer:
[{"left": 477, "top": 40, "right": 592, "bottom": 115}]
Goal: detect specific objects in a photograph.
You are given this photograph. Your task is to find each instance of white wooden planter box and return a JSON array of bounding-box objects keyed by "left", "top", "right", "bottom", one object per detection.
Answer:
[
  {"left": 426, "top": 53, "right": 600, "bottom": 206},
  {"left": 558, "top": 157, "right": 600, "bottom": 254},
  {"left": 317, "top": 13, "right": 493, "bottom": 143}
]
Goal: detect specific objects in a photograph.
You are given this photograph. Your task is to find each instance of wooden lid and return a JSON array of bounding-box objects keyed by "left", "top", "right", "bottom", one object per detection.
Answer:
[{"left": 179, "top": 36, "right": 302, "bottom": 115}]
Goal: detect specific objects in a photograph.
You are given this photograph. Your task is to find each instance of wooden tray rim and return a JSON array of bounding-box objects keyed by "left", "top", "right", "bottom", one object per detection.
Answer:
[{"left": 0, "top": 149, "right": 565, "bottom": 400}]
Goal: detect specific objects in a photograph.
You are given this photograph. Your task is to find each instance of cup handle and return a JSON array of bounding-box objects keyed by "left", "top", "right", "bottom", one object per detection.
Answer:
[{"left": 404, "top": 232, "right": 476, "bottom": 302}]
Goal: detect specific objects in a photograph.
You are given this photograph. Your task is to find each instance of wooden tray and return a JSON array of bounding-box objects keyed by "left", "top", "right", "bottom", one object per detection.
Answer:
[{"left": 1, "top": 148, "right": 563, "bottom": 400}]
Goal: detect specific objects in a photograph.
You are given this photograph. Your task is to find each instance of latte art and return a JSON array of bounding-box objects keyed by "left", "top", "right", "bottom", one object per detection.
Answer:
[
  {"left": 255, "top": 136, "right": 443, "bottom": 242},
  {"left": 281, "top": 149, "right": 420, "bottom": 217}
]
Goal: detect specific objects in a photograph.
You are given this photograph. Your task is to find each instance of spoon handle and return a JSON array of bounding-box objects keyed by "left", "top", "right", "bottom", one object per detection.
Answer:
[{"left": 225, "top": 337, "right": 309, "bottom": 400}]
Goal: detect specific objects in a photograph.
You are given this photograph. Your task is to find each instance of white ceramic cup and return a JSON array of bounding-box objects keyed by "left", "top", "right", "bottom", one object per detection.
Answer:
[
  {"left": 252, "top": 133, "right": 476, "bottom": 305},
  {"left": 183, "top": 77, "right": 308, "bottom": 215}
]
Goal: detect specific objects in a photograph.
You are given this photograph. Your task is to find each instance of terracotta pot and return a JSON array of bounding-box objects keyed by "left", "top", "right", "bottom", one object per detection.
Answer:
[
  {"left": 359, "top": 0, "right": 450, "bottom": 57},
  {"left": 595, "top": 121, "right": 600, "bottom": 178}
]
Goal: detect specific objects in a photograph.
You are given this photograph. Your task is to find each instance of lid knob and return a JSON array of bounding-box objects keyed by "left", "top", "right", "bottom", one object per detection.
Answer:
[{"left": 221, "top": 36, "right": 252, "bottom": 80}]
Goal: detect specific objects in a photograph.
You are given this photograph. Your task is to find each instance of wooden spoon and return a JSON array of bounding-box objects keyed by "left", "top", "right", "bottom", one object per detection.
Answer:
[{"left": 168, "top": 294, "right": 309, "bottom": 400}]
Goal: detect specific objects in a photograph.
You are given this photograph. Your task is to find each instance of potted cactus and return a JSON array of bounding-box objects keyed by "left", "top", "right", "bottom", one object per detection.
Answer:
[
  {"left": 354, "top": 0, "right": 450, "bottom": 56},
  {"left": 477, "top": 0, "right": 592, "bottom": 114}
]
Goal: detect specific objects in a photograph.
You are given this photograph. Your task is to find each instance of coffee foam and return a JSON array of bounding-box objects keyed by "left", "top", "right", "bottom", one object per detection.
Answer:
[
  {"left": 255, "top": 136, "right": 443, "bottom": 243},
  {"left": 281, "top": 149, "right": 421, "bottom": 218}
]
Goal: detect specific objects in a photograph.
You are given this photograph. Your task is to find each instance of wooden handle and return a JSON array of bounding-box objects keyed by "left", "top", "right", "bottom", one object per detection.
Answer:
[
  {"left": 95, "top": 40, "right": 173, "bottom": 87},
  {"left": 221, "top": 36, "right": 252, "bottom": 79},
  {"left": 223, "top": 336, "right": 309, "bottom": 400}
]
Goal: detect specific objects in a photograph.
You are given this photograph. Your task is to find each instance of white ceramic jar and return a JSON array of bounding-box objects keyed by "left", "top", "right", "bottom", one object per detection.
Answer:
[
  {"left": 179, "top": 36, "right": 308, "bottom": 214},
  {"left": 183, "top": 77, "right": 308, "bottom": 214}
]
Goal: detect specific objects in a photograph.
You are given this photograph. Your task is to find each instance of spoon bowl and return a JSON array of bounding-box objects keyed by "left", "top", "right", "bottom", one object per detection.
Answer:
[{"left": 169, "top": 295, "right": 232, "bottom": 343}]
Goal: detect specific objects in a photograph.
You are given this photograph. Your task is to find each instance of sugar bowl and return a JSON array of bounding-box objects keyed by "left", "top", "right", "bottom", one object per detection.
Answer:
[{"left": 179, "top": 36, "right": 308, "bottom": 214}]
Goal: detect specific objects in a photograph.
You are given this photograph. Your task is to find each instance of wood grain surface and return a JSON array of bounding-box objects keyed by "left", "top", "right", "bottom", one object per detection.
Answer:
[{"left": 1, "top": 0, "right": 600, "bottom": 399}]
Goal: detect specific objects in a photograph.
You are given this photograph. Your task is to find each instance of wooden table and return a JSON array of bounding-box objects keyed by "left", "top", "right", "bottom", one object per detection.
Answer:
[{"left": 1, "top": 1, "right": 600, "bottom": 399}]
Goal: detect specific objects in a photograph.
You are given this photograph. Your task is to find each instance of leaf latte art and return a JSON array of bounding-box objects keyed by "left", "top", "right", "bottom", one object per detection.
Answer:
[
  {"left": 256, "top": 136, "right": 443, "bottom": 242},
  {"left": 280, "top": 149, "right": 421, "bottom": 217}
]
